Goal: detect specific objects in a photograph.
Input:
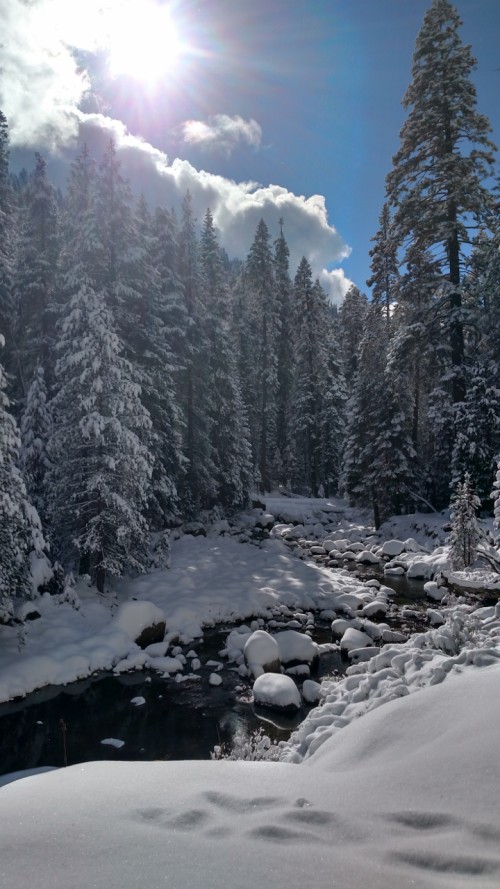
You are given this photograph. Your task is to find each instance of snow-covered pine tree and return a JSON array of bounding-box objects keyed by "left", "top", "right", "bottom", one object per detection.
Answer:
[
  {"left": 244, "top": 219, "right": 280, "bottom": 492},
  {"left": 177, "top": 191, "right": 217, "bottom": 514},
  {"left": 343, "top": 305, "right": 415, "bottom": 527},
  {"left": 51, "top": 146, "right": 153, "bottom": 591},
  {"left": 14, "top": 153, "right": 59, "bottom": 398},
  {"left": 0, "top": 111, "right": 15, "bottom": 370},
  {"left": 386, "top": 0, "right": 496, "bottom": 404},
  {"left": 273, "top": 222, "right": 294, "bottom": 484},
  {"left": 199, "top": 209, "right": 252, "bottom": 511},
  {"left": 20, "top": 362, "right": 51, "bottom": 522},
  {"left": 367, "top": 202, "right": 399, "bottom": 329},
  {"left": 136, "top": 200, "right": 185, "bottom": 523},
  {"left": 338, "top": 285, "right": 368, "bottom": 388},
  {"left": 451, "top": 360, "right": 500, "bottom": 505},
  {"left": 0, "top": 347, "right": 36, "bottom": 620},
  {"left": 51, "top": 282, "right": 153, "bottom": 592},
  {"left": 291, "top": 260, "right": 346, "bottom": 495},
  {"left": 449, "top": 473, "right": 480, "bottom": 570},
  {"left": 491, "top": 461, "right": 500, "bottom": 532}
]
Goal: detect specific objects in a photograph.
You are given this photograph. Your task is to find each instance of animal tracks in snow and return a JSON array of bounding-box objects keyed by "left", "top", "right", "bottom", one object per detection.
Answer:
[
  {"left": 385, "top": 811, "right": 500, "bottom": 880},
  {"left": 134, "top": 791, "right": 363, "bottom": 846}
]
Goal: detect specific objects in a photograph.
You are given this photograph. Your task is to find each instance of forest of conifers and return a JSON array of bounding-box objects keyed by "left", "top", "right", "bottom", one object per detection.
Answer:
[{"left": 0, "top": 0, "right": 499, "bottom": 609}]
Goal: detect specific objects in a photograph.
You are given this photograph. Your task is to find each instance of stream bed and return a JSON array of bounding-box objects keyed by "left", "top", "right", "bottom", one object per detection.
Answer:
[{"left": 0, "top": 567, "right": 436, "bottom": 778}]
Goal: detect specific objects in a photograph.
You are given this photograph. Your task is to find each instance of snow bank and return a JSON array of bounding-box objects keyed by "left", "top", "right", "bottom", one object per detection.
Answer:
[{"left": 2, "top": 660, "right": 500, "bottom": 889}]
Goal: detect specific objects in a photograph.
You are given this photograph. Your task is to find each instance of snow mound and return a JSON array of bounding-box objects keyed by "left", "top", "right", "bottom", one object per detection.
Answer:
[
  {"left": 113, "top": 601, "right": 166, "bottom": 640},
  {"left": 253, "top": 673, "right": 301, "bottom": 710}
]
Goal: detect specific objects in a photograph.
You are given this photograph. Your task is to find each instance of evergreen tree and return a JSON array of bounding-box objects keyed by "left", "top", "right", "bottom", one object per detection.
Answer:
[
  {"left": 338, "top": 285, "right": 368, "bottom": 388},
  {"left": 387, "top": 0, "right": 496, "bottom": 403},
  {"left": 491, "top": 461, "right": 500, "bottom": 532},
  {"left": 0, "top": 348, "right": 37, "bottom": 620},
  {"left": 343, "top": 306, "right": 415, "bottom": 527},
  {"left": 449, "top": 473, "right": 480, "bottom": 569},
  {"left": 177, "top": 191, "right": 216, "bottom": 514},
  {"left": 51, "top": 146, "right": 153, "bottom": 590},
  {"left": 20, "top": 362, "right": 51, "bottom": 522},
  {"left": 51, "top": 282, "right": 153, "bottom": 592},
  {"left": 367, "top": 202, "right": 399, "bottom": 328},
  {"left": 244, "top": 219, "right": 280, "bottom": 492},
  {"left": 0, "top": 111, "right": 15, "bottom": 365},
  {"left": 273, "top": 221, "right": 294, "bottom": 483},
  {"left": 199, "top": 209, "right": 252, "bottom": 510},
  {"left": 451, "top": 360, "right": 500, "bottom": 505},
  {"left": 139, "top": 200, "right": 185, "bottom": 522},
  {"left": 291, "top": 260, "right": 346, "bottom": 495},
  {"left": 14, "top": 153, "right": 59, "bottom": 397}
]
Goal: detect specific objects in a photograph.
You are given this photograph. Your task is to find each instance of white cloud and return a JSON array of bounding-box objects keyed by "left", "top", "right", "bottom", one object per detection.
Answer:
[
  {"left": 182, "top": 115, "right": 262, "bottom": 156},
  {"left": 0, "top": 0, "right": 351, "bottom": 296},
  {"left": 77, "top": 115, "right": 351, "bottom": 294},
  {"left": 318, "top": 268, "right": 353, "bottom": 306},
  {"left": 0, "top": 0, "right": 90, "bottom": 149}
]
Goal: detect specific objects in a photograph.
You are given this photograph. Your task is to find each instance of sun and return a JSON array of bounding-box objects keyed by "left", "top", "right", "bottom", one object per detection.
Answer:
[{"left": 106, "top": 1, "right": 183, "bottom": 83}]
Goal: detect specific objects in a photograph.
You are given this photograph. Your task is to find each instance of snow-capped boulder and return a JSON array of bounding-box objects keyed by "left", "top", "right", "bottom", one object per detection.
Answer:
[
  {"left": 407, "top": 560, "right": 434, "bottom": 580},
  {"left": 381, "top": 539, "right": 405, "bottom": 557},
  {"left": 349, "top": 646, "right": 380, "bottom": 663},
  {"left": 403, "top": 537, "right": 422, "bottom": 552},
  {"left": 147, "top": 655, "right": 184, "bottom": 675},
  {"left": 424, "top": 581, "right": 446, "bottom": 602},
  {"left": 340, "top": 627, "right": 375, "bottom": 654},
  {"left": 310, "top": 545, "right": 326, "bottom": 555},
  {"left": 302, "top": 679, "right": 321, "bottom": 704},
  {"left": 384, "top": 566, "right": 405, "bottom": 576},
  {"left": 331, "top": 618, "right": 360, "bottom": 640},
  {"left": 244, "top": 630, "right": 281, "bottom": 678},
  {"left": 253, "top": 674, "right": 301, "bottom": 712},
  {"left": 356, "top": 550, "right": 380, "bottom": 565},
  {"left": 334, "top": 593, "right": 365, "bottom": 615},
  {"left": 361, "top": 600, "right": 388, "bottom": 619},
  {"left": 256, "top": 513, "right": 275, "bottom": 529},
  {"left": 427, "top": 609, "right": 445, "bottom": 627},
  {"left": 209, "top": 673, "right": 222, "bottom": 686},
  {"left": 322, "top": 539, "right": 338, "bottom": 553},
  {"left": 274, "top": 630, "right": 319, "bottom": 669},
  {"left": 382, "top": 628, "right": 407, "bottom": 643},
  {"left": 114, "top": 601, "right": 166, "bottom": 648}
]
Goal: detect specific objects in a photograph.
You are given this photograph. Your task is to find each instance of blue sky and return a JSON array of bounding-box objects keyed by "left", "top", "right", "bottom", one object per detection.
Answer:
[{"left": 2, "top": 0, "right": 499, "bottom": 300}]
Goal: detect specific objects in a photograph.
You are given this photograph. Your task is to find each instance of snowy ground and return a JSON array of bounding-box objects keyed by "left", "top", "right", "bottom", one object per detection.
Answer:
[
  {"left": 2, "top": 662, "right": 500, "bottom": 889},
  {"left": 1, "top": 496, "right": 500, "bottom": 888}
]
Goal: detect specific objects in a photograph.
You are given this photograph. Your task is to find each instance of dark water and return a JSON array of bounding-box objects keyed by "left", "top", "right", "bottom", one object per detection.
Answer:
[{"left": 0, "top": 625, "right": 343, "bottom": 777}]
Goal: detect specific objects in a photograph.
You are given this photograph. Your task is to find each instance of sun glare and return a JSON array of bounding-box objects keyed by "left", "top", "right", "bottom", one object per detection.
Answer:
[{"left": 107, "top": 1, "right": 183, "bottom": 82}]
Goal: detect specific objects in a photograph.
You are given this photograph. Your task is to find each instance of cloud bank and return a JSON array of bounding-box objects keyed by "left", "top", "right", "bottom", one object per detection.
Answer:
[
  {"left": 182, "top": 115, "right": 262, "bottom": 156},
  {"left": 77, "top": 114, "right": 351, "bottom": 301},
  {"left": 0, "top": 0, "right": 352, "bottom": 302}
]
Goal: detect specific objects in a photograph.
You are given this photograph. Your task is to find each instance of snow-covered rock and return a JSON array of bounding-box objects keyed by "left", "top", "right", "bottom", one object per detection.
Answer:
[
  {"left": 349, "top": 646, "right": 380, "bottom": 663},
  {"left": 302, "top": 679, "right": 321, "bottom": 704},
  {"left": 114, "top": 601, "right": 166, "bottom": 647},
  {"left": 340, "top": 627, "right": 375, "bottom": 653},
  {"left": 407, "top": 560, "right": 434, "bottom": 580},
  {"left": 147, "top": 656, "right": 184, "bottom": 674},
  {"left": 274, "top": 630, "right": 319, "bottom": 667},
  {"left": 360, "top": 600, "right": 388, "bottom": 619},
  {"left": 253, "top": 674, "right": 301, "bottom": 712},
  {"left": 427, "top": 609, "right": 445, "bottom": 627},
  {"left": 424, "top": 581, "right": 446, "bottom": 602},
  {"left": 381, "top": 539, "right": 405, "bottom": 557},
  {"left": 209, "top": 673, "right": 222, "bottom": 686},
  {"left": 356, "top": 550, "right": 380, "bottom": 564},
  {"left": 243, "top": 630, "right": 281, "bottom": 678},
  {"left": 331, "top": 618, "right": 356, "bottom": 640}
]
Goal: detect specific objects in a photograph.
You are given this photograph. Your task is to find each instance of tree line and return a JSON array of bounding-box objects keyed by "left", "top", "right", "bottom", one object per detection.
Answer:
[{"left": 0, "top": 0, "right": 499, "bottom": 616}]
